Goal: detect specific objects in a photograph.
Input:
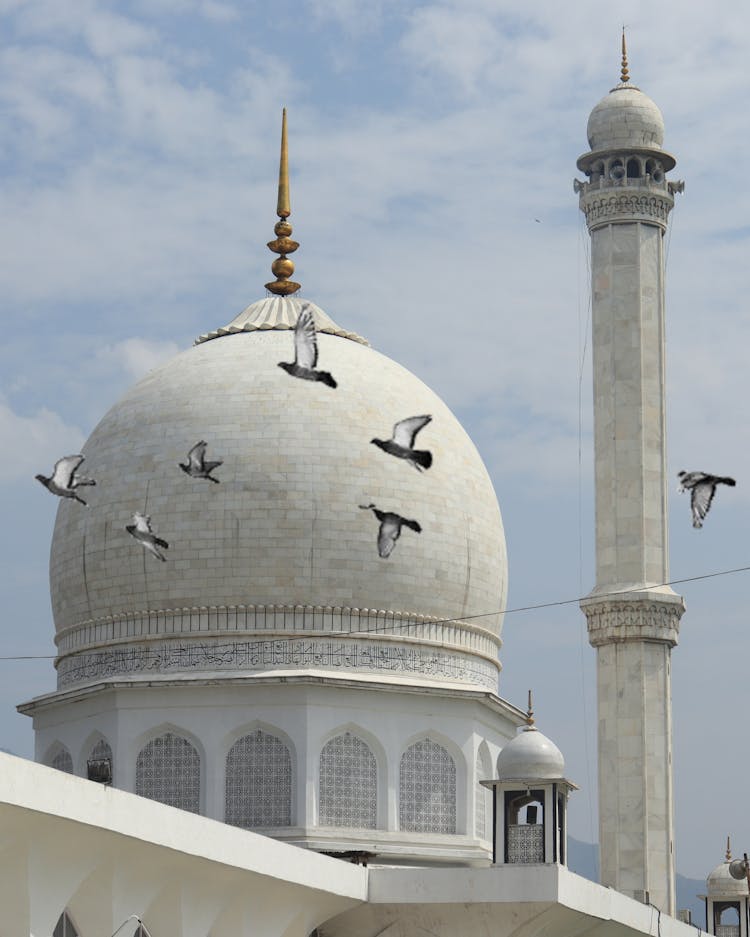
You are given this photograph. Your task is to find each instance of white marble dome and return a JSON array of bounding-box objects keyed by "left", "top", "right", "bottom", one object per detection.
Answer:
[
  {"left": 496, "top": 726, "right": 565, "bottom": 780},
  {"left": 587, "top": 84, "right": 665, "bottom": 152},
  {"left": 707, "top": 857, "right": 749, "bottom": 897},
  {"left": 50, "top": 296, "right": 507, "bottom": 693}
]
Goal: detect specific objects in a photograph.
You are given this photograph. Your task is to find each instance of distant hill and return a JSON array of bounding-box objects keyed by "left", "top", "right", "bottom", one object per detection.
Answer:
[{"left": 567, "top": 838, "right": 705, "bottom": 927}]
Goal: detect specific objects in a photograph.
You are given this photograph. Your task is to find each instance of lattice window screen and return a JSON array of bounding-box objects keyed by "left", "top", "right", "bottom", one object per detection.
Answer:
[
  {"left": 53, "top": 911, "right": 79, "bottom": 937},
  {"left": 135, "top": 732, "right": 200, "bottom": 813},
  {"left": 717, "top": 927, "right": 740, "bottom": 937},
  {"left": 399, "top": 738, "right": 456, "bottom": 834},
  {"left": 319, "top": 732, "right": 377, "bottom": 829},
  {"left": 508, "top": 823, "right": 544, "bottom": 862},
  {"left": 225, "top": 730, "right": 292, "bottom": 828},
  {"left": 475, "top": 748, "right": 490, "bottom": 840},
  {"left": 50, "top": 746, "right": 73, "bottom": 774}
]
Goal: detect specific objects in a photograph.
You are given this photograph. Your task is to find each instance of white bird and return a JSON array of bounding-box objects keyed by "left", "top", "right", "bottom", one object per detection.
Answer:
[
  {"left": 677, "top": 470, "right": 736, "bottom": 528},
  {"left": 179, "top": 440, "right": 222, "bottom": 483},
  {"left": 36, "top": 455, "right": 96, "bottom": 505},
  {"left": 278, "top": 305, "right": 337, "bottom": 388},
  {"left": 371, "top": 415, "right": 432, "bottom": 471},
  {"left": 126, "top": 512, "right": 169, "bottom": 562},
  {"left": 359, "top": 504, "right": 421, "bottom": 558}
]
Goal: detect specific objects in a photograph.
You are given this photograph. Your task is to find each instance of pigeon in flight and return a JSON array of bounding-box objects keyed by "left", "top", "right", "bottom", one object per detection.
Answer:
[
  {"left": 359, "top": 503, "right": 421, "bottom": 558},
  {"left": 36, "top": 455, "right": 96, "bottom": 505},
  {"left": 179, "top": 440, "right": 222, "bottom": 483},
  {"left": 126, "top": 512, "right": 169, "bottom": 562},
  {"left": 278, "top": 304, "right": 337, "bottom": 389},
  {"left": 371, "top": 415, "right": 433, "bottom": 471},
  {"left": 677, "top": 470, "right": 736, "bottom": 528}
]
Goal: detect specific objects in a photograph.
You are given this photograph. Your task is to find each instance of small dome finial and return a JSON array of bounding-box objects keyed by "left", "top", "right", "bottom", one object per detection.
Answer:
[
  {"left": 727, "top": 835, "right": 733, "bottom": 861},
  {"left": 265, "top": 107, "right": 301, "bottom": 297},
  {"left": 620, "top": 28, "right": 630, "bottom": 84},
  {"left": 526, "top": 689, "right": 535, "bottom": 727}
]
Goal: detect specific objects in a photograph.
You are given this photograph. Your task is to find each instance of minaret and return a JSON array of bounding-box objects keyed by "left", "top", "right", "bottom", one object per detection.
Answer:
[{"left": 576, "top": 36, "right": 685, "bottom": 914}]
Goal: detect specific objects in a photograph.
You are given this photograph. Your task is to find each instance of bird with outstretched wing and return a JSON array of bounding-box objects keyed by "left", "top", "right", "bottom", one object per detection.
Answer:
[
  {"left": 278, "top": 305, "right": 337, "bottom": 388},
  {"left": 359, "top": 503, "right": 421, "bottom": 558},
  {"left": 126, "top": 512, "right": 169, "bottom": 562},
  {"left": 36, "top": 455, "right": 96, "bottom": 505},
  {"left": 371, "top": 415, "right": 433, "bottom": 471},
  {"left": 179, "top": 440, "right": 222, "bottom": 483},
  {"left": 677, "top": 470, "right": 736, "bottom": 528}
]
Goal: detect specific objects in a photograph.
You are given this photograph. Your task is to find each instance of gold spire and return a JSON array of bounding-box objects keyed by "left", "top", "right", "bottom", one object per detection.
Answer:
[
  {"left": 727, "top": 836, "right": 732, "bottom": 861},
  {"left": 620, "top": 28, "right": 630, "bottom": 83},
  {"left": 526, "top": 690, "right": 535, "bottom": 727},
  {"left": 265, "top": 107, "right": 301, "bottom": 296}
]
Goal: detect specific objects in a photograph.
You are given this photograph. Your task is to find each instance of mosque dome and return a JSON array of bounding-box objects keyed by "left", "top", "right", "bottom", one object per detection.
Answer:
[
  {"left": 586, "top": 83, "right": 665, "bottom": 152},
  {"left": 707, "top": 851, "right": 749, "bottom": 898},
  {"left": 49, "top": 293, "right": 507, "bottom": 692},
  {"left": 496, "top": 725, "right": 565, "bottom": 781}
]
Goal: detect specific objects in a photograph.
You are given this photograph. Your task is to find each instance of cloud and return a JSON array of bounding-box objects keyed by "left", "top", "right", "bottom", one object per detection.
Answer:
[
  {"left": 95, "top": 337, "right": 182, "bottom": 382},
  {"left": 2, "top": 0, "right": 750, "bottom": 876},
  {"left": 0, "top": 399, "right": 85, "bottom": 483},
  {"left": 307, "top": 0, "right": 392, "bottom": 36},
  {"left": 11, "top": 0, "right": 157, "bottom": 58}
]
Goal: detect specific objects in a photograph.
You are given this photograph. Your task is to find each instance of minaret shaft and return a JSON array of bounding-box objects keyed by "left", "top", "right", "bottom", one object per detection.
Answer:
[
  {"left": 583, "top": 216, "right": 682, "bottom": 912},
  {"left": 576, "top": 69, "right": 685, "bottom": 915},
  {"left": 595, "top": 626, "right": 675, "bottom": 908},
  {"left": 591, "top": 221, "right": 669, "bottom": 589}
]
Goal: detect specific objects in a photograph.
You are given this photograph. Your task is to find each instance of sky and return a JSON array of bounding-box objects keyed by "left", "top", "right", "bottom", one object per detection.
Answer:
[{"left": 1, "top": 0, "right": 749, "bottom": 883}]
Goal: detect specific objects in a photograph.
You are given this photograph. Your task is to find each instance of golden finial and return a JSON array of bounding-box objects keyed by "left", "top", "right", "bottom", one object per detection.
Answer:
[
  {"left": 265, "top": 107, "right": 301, "bottom": 296},
  {"left": 526, "top": 690, "right": 535, "bottom": 727},
  {"left": 727, "top": 836, "right": 732, "bottom": 861},
  {"left": 620, "top": 28, "right": 630, "bottom": 83}
]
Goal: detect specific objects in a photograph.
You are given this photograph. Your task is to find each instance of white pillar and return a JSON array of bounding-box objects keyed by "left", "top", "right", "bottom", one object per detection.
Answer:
[{"left": 577, "top": 95, "right": 685, "bottom": 914}]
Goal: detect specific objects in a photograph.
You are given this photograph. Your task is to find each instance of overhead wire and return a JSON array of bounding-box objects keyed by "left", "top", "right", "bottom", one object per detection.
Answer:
[{"left": 2, "top": 561, "right": 749, "bottom": 661}]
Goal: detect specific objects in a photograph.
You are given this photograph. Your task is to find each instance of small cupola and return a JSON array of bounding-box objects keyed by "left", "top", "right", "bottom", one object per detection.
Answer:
[
  {"left": 701, "top": 838, "right": 749, "bottom": 937},
  {"left": 482, "top": 693, "right": 578, "bottom": 866}
]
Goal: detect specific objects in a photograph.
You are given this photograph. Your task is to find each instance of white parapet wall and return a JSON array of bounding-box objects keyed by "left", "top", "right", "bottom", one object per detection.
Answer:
[
  {"left": 321, "top": 864, "right": 702, "bottom": 937},
  {"left": 0, "top": 752, "right": 367, "bottom": 937},
  {"left": 0, "top": 752, "right": 701, "bottom": 937}
]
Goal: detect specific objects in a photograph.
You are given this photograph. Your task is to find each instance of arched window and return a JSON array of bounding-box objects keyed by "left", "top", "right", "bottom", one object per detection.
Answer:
[
  {"left": 716, "top": 904, "right": 740, "bottom": 937},
  {"left": 319, "top": 732, "right": 377, "bottom": 829},
  {"left": 136, "top": 732, "right": 200, "bottom": 813},
  {"left": 399, "top": 738, "right": 456, "bottom": 834},
  {"left": 626, "top": 157, "right": 640, "bottom": 179},
  {"left": 53, "top": 911, "right": 79, "bottom": 937},
  {"left": 87, "top": 737, "right": 113, "bottom": 784},
  {"left": 475, "top": 747, "right": 491, "bottom": 840},
  {"left": 48, "top": 744, "right": 73, "bottom": 774},
  {"left": 225, "top": 730, "right": 292, "bottom": 828}
]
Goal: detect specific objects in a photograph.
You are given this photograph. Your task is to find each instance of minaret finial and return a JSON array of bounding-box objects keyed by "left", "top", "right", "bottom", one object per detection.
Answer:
[
  {"left": 727, "top": 836, "right": 732, "bottom": 861},
  {"left": 526, "top": 690, "right": 535, "bottom": 727},
  {"left": 620, "top": 28, "right": 630, "bottom": 84},
  {"left": 277, "top": 106, "right": 290, "bottom": 219},
  {"left": 265, "top": 107, "right": 301, "bottom": 296}
]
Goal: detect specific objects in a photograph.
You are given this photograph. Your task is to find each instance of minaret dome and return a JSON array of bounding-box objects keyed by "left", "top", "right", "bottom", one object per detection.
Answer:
[{"left": 586, "top": 85, "right": 666, "bottom": 153}]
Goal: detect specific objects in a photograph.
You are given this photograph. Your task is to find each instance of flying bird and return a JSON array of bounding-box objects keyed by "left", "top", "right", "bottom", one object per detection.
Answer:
[
  {"left": 677, "top": 470, "right": 736, "bottom": 528},
  {"left": 278, "top": 304, "right": 337, "bottom": 389},
  {"left": 126, "top": 512, "right": 169, "bottom": 562},
  {"left": 371, "top": 415, "right": 433, "bottom": 471},
  {"left": 179, "top": 440, "right": 222, "bottom": 483},
  {"left": 36, "top": 455, "right": 96, "bottom": 505},
  {"left": 359, "top": 503, "right": 421, "bottom": 558}
]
